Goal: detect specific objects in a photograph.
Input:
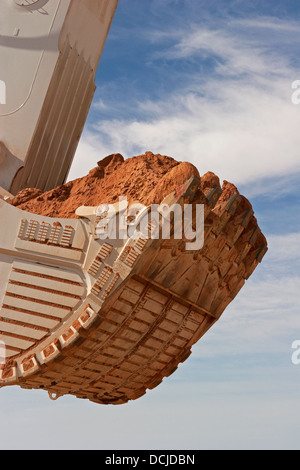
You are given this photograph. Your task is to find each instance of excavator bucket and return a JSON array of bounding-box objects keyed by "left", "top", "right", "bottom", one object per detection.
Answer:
[{"left": 0, "top": 176, "right": 267, "bottom": 405}]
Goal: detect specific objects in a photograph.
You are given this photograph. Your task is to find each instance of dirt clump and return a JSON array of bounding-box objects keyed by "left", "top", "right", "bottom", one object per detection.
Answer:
[
  {"left": 10, "top": 152, "right": 204, "bottom": 218},
  {"left": 10, "top": 188, "right": 43, "bottom": 207},
  {"left": 10, "top": 151, "right": 243, "bottom": 220}
]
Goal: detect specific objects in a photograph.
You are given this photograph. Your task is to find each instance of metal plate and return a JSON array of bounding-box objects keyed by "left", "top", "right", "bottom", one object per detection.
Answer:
[{"left": 15, "top": 1, "right": 42, "bottom": 6}]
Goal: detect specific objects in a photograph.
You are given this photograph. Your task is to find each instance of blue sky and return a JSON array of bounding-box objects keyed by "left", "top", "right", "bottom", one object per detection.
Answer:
[{"left": 1, "top": 0, "right": 300, "bottom": 450}]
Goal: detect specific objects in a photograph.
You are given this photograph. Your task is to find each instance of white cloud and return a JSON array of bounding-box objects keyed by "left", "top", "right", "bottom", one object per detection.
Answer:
[
  {"left": 154, "top": 27, "right": 282, "bottom": 78},
  {"left": 231, "top": 16, "right": 300, "bottom": 34},
  {"left": 92, "top": 99, "right": 108, "bottom": 111},
  {"left": 71, "top": 78, "right": 300, "bottom": 190},
  {"left": 69, "top": 18, "right": 300, "bottom": 193},
  {"left": 149, "top": 15, "right": 300, "bottom": 79}
]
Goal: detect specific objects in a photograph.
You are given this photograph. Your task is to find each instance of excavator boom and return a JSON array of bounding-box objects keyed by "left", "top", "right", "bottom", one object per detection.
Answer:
[{"left": 0, "top": 0, "right": 118, "bottom": 195}]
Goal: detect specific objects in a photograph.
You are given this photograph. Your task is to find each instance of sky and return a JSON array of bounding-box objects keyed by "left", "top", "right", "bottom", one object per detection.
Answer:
[{"left": 1, "top": 0, "right": 300, "bottom": 451}]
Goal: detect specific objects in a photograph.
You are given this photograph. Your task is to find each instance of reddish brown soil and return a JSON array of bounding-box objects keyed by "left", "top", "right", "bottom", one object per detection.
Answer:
[{"left": 9, "top": 152, "right": 238, "bottom": 218}]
